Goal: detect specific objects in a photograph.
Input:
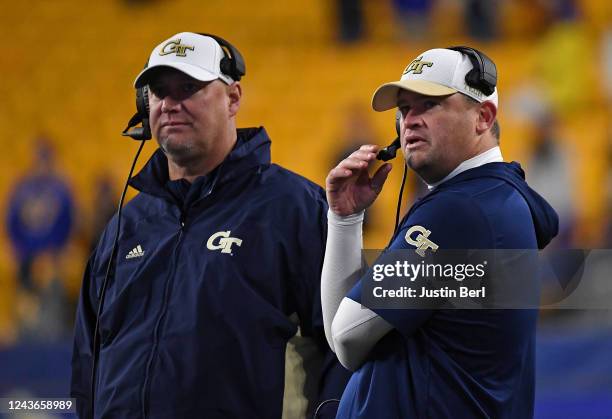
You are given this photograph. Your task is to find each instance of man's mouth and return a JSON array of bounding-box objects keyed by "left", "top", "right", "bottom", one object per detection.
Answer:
[
  {"left": 161, "top": 121, "right": 190, "bottom": 127},
  {"left": 405, "top": 135, "right": 427, "bottom": 151}
]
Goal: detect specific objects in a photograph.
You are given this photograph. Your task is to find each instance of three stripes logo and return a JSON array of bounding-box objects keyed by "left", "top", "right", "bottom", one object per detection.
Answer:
[{"left": 126, "top": 245, "right": 145, "bottom": 259}]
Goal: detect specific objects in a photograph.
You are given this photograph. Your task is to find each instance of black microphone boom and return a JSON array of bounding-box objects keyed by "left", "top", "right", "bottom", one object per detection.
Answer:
[
  {"left": 377, "top": 110, "right": 402, "bottom": 161},
  {"left": 122, "top": 113, "right": 152, "bottom": 141},
  {"left": 376, "top": 137, "right": 400, "bottom": 161}
]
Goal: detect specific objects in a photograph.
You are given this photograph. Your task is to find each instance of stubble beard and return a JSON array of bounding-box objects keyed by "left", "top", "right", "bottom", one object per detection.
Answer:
[
  {"left": 159, "top": 134, "right": 200, "bottom": 166},
  {"left": 405, "top": 150, "right": 428, "bottom": 173},
  {"left": 405, "top": 149, "right": 439, "bottom": 184}
]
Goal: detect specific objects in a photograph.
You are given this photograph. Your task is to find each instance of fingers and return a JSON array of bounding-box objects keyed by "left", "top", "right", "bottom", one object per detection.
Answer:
[
  {"left": 353, "top": 144, "right": 380, "bottom": 161},
  {"left": 345, "top": 145, "right": 380, "bottom": 163},
  {"left": 339, "top": 157, "right": 369, "bottom": 171},
  {"left": 371, "top": 163, "right": 392, "bottom": 192},
  {"left": 325, "top": 145, "right": 389, "bottom": 215},
  {"left": 326, "top": 145, "right": 382, "bottom": 187},
  {"left": 337, "top": 146, "right": 379, "bottom": 171},
  {"left": 326, "top": 166, "right": 353, "bottom": 186}
]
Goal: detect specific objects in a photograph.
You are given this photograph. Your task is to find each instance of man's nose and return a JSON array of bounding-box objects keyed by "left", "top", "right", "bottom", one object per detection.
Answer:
[
  {"left": 402, "top": 111, "right": 423, "bottom": 130},
  {"left": 161, "top": 95, "right": 182, "bottom": 113}
]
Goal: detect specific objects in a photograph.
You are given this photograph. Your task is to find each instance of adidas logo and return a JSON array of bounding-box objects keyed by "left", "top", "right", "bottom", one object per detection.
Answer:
[{"left": 125, "top": 245, "right": 145, "bottom": 259}]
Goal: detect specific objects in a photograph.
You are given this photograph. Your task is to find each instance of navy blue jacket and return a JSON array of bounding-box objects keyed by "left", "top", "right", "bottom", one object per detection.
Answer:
[
  {"left": 71, "top": 127, "right": 347, "bottom": 418},
  {"left": 340, "top": 162, "right": 559, "bottom": 418}
]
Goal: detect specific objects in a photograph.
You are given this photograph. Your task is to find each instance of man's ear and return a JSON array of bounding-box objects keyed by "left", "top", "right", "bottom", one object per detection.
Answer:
[
  {"left": 228, "top": 82, "right": 242, "bottom": 117},
  {"left": 476, "top": 101, "right": 497, "bottom": 135}
]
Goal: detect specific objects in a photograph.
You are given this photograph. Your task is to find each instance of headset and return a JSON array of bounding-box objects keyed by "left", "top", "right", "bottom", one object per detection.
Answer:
[
  {"left": 122, "top": 33, "right": 246, "bottom": 142},
  {"left": 375, "top": 46, "right": 497, "bottom": 234},
  {"left": 90, "top": 33, "right": 245, "bottom": 417}
]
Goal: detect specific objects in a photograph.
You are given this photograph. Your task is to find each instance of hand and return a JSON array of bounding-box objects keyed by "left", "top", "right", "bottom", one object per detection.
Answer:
[{"left": 326, "top": 144, "right": 393, "bottom": 216}]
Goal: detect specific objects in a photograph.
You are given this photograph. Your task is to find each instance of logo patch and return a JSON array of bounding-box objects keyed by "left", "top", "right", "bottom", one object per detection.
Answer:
[
  {"left": 405, "top": 225, "right": 439, "bottom": 257},
  {"left": 126, "top": 244, "right": 145, "bottom": 259},
  {"left": 403, "top": 56, "right": 434, "bottom": 75},
  {"left": 206, "top": 231, "right": 242, "bottom": 255},
  {"left": 159, "top": 39, "right": 195, "bottom": 57}
]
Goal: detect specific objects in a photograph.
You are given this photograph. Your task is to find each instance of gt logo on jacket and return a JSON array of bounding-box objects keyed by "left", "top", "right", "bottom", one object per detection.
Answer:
[
  {"left": 404, "top": 225, "right": 439, "bottom": 257},
  {"left": 206, "top": 230, "right": 242, "bottom": 254}
]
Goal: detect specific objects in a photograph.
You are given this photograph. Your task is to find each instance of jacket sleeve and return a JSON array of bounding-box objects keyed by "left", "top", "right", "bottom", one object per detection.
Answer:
[
  {"left": 292, "top": 193, "right": 328, "bottom": 341},
  {"left": 70, "top": 250, "right": 99, "bottom": 419}
]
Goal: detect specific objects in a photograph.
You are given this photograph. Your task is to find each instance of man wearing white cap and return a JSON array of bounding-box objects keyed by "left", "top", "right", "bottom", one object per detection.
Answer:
[
  {"left": 321, "top": 47, "right": 559, "bottom": 417},
  {"left": 71, "top": 32, "right": 349, "bottom": 418}
]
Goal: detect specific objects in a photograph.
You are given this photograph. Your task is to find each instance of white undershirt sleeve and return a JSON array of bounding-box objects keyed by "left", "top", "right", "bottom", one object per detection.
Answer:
[
  {"left": 321, "top": 210, "right": 365, "bottom": 351},
  {"left": 321, "top": 210, "right": 393, "bottom": 371}
]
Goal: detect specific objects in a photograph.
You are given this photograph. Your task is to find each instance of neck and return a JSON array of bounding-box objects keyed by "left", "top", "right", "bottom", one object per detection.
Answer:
[
  {"left": 167, "top": 160, "right": 216, "bottom": 183},
  {"left": 427, "top": 144, "right": 503, "bottom": 189}
]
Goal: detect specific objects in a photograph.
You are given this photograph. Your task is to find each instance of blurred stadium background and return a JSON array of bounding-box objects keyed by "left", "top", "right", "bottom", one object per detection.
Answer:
[{"left": 0, "top": 0, "right": 611, "bottom": 417}]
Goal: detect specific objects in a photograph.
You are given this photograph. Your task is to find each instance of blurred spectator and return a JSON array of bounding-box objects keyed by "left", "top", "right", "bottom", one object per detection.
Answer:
[
  {"left": 336, "top": 0, "right": 365, "bottom": 43},
  {"left": 391, "top": 0, "right": 434, "bottom": 41},
  {"left": 6, "top": 137, "right": 74, "bottom": 292},
  {"left": 526, "top": 113, "right": 576, "bottom": 247},
  {"left": 6, "top": 136, "right": 75, "bottom": 342},
  {"left": 463, "top": 0, "right": 499, "bottom": 41}
]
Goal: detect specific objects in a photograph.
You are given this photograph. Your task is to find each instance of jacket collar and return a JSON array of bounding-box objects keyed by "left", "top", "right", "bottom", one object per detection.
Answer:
[
  {"left": 129, "top": 127, "right": 271, "bottom": 203},
  {"left": 427, "top": 146, "right": 503, "bottom": 190},
  {"left": 417, "top": 162, "right": 559, "bottom": 249}
]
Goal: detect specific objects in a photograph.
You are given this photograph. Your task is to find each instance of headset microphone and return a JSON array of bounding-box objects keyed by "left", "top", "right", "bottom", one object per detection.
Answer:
[
  {"left": 122, "top": 82, "right": 152, "bottom": 141},
  {"left": 376, "top": 138, "right": 400, "bottom": 161},
  {"left": 122, "top": 114, "right": 152, "bottom": 141},
  {"left": 376, "top": 110, "right": 402, "bottom": 161}
]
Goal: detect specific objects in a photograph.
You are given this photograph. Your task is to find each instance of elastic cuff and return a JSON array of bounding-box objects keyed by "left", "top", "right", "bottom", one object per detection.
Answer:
[{"left": 328, "top": 209, "right": 365, "bottom": 226}]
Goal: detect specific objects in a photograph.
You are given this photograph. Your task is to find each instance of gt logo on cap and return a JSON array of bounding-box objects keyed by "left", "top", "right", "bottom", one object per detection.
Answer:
[
  {"left": 403, "top": 56, "right": 433, "bottom": 75},
  {"left": 159, "top": 39, "right": 195, "bottom": 57}
]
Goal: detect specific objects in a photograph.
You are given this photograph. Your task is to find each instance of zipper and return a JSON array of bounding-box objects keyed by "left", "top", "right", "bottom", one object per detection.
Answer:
[{"left": 140, "top": 219, "right": 185, "bottom": 418}]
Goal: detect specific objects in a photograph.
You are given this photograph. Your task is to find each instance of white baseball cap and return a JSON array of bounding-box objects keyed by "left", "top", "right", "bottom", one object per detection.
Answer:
[
  {"left": 372, "top": 48, "right": 498, "bottom": 111},
  {"left": 134, "top": 32, "right": 234, "bottom": 88}
]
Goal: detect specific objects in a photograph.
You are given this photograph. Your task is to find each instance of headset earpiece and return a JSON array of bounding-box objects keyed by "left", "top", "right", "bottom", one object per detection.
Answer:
[
  {"left": 447, "top": 46, "right": 497, "bottom": 96},
  {"left": 395, "top": 109, "right": 402, "bottom": 136},
  {"left": 136, "top": 86, "right": 150, "bottom": 118},
  {"left": 197, "top": 32, "right": 246, "bottom": 82},
  {"left": 220, "top": 58, "right": 233, "bottom": 78},
  {"left": 122, "top": 63, "right": 152, "bottom": 141}
]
